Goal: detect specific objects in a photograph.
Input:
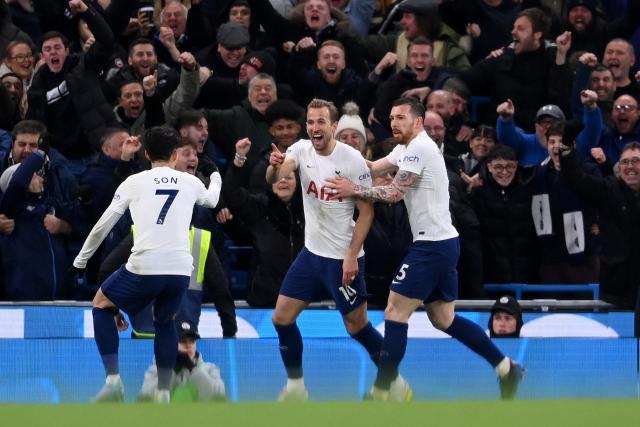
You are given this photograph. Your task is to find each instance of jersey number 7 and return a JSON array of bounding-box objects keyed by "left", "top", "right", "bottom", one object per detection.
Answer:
[{"left": 155, "top": 189, "right": 179, "bottom": 224}]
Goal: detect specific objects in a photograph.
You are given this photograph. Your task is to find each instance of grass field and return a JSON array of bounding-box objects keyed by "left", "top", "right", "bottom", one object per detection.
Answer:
[{"left": 2, "top": 400, "right": 639, "bottom": 427}]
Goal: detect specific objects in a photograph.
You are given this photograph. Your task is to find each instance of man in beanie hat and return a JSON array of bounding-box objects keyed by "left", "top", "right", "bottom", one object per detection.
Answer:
[
  {"left": 239, "top": 50, "right": 276, "bottom": 85},
  {"left": 138, "top": 321, "right": 227, "bottom": 402},
  {"left": 335, "top": 101, "right": 367, "bottom": 154},
  {"left": 560, "top": 0, "right": 640, "bottom": 58},
  {"left": 489, "top": 296, "right": 523, "bottom": 338}
]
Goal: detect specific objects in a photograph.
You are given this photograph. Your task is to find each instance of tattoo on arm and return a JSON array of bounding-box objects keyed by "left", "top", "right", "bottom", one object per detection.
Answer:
[{"left": 353, "top": 170, "right": 418, "bottom": 202}]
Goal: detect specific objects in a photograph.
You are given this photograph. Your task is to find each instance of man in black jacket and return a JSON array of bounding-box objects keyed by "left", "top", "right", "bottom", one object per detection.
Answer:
[
  {"left": 560, "top": 141, "right": 640, "bottom": 310},
  {"left": 26, "top": 0, "right": 116, "bottom": 176},
  {"left": 454, "top": 8, "right": 572, "bottom": 131}
]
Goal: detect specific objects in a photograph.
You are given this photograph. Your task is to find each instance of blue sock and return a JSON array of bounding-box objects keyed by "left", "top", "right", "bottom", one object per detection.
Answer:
[
  {"left": 154, "top": 319, "right": 178, "bottom": 390},
  {"left": 351, "top": 322, "right": 383, "bottom": 366},
  {"left": 92, "top": 307, "right": 119, "bottom": 376},
  {"left": 274, "top": 322, "right": 303, "bottom": 379},
  {"left": 445, "top": 315, "right": 505, "bottom": 367},
  {"left": 374, "top": 320, "right": 408, "bottom": 389}
]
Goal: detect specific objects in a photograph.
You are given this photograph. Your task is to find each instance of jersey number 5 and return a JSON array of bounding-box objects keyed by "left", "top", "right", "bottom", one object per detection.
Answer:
[{"left": 155, "top": 189, "right": 179, "bottom": 224}]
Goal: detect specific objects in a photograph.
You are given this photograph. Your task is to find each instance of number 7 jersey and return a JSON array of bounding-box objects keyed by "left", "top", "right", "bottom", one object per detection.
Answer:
[{"left": 74, "top": 166, "right": 221, "bottom": 277}]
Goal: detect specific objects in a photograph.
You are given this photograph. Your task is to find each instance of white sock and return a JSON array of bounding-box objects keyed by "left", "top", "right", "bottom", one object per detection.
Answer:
[
  {"left": 495, "top": 357, "right": 511, "bottom": 378},
  {"left": 106, "top": 374, "right": 121, "bottom": 385},
  {"left": 286, "top": 377, "right": 305, "bottom": 390}
]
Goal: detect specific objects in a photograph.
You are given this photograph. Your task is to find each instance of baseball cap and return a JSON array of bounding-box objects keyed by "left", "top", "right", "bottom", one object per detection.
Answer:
[
  {"left": 243, "top": 50, "right": 276, "bottom": 76},
  {"left": 536, "top": 104, "right": 565, "bottom": 122},
  {"left": 177, "top": 321, "right": 200, "bottom": 340},
  {"left": 217, "top": 22, "right": 250, "bottom": 50},
  {"left": 491, "top": 295, "right": 522, "bottom": 318},
  {"left": 397, "top": 0, "right": 438, "bottom": 15}
]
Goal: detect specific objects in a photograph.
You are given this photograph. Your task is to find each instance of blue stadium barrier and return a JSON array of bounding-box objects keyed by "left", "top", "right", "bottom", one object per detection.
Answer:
[
  {"left": 484, "top": 283, "right": 600, "bottom": 300},
  {"left": 0, "top": 338, "right": 638, "bottom": 402}
]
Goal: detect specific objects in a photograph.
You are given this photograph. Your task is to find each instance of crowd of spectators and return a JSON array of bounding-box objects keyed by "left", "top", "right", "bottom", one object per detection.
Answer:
[{"left": 0, "top": 0, "right": 639, "bottom": 316}]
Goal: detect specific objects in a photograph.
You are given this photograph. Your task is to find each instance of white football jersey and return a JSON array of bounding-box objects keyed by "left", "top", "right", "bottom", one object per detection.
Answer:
[
  {"left": 386, "top": 131, "right": 458, "bottom": 242},
  {"left": 74, "top": 167, "right": 221, "bottom": 276},
  {"left": 286, "top": 140, "right": 372, "bottom": 259}
]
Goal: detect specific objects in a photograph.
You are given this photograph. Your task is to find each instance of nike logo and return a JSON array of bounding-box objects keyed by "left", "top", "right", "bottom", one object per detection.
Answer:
[
  {"left": 306, "top": 165, "right": 314, "bottom": 168},
  {"left": 391, "top": 281, "right": 401, "bottom": 284}
]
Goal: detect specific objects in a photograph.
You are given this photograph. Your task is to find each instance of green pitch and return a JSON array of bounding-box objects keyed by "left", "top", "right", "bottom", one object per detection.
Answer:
[{"left": 2, "top": 400, "right": 639, "bottom": 427}]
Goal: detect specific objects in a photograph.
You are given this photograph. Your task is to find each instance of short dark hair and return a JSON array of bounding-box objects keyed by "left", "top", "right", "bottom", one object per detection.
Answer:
[
  {"left": 99, "top": 126, "right": 128, "bottom": 147},
  {"left": 40, "top": 31, "right": 69, "bottom": 50},
  {"left": 175, "top": 110, "right": 206, "bottom": 131},
  {"left": 486, "top": 144, "right": 517, "bottom": 163},
  {"left": 392, "top": 96, "right": 426, "bottom": 119},
  {"left": 265, "top": 99, "right": 305, "bottom": 125},
  {"left": 128, "top": 38, "right": 156, "bottom": 57},
  {"left": 12, "top": 120, "right": 47, "bottom": 140},
  {"left": 307, "top": 98, "right": 339, "bottom": 123},
  {"left": 471, "top": 124, "right": 496, "bottom": 141},
  {"left": 118, "top": 79, "right": 143, "bottom": 94},
  {"left": 517, "top": 8, "right": 551, "bottom": 39},
  {"left": 621, "top": 141, "right": 640, "bottom": 155},
  {"left": 407, "top": 36, "right": 433, "bottom": 52},
  {"left": 142, "top": 126, "right": 180, "bottom": 161},
  {"left": 591, "top": 63, "right": 613, "bottom": 76},
  {"left": 546, "top": 121, "right": 564, "bottom": 138}
]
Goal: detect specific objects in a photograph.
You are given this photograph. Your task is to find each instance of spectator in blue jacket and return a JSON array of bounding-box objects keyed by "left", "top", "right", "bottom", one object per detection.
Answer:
[
  {"left": 0, "top": 149, "right": 76, "bottom": 300},
  {"left": 496, "top": 90, "right": 602, "bottom": 167}
]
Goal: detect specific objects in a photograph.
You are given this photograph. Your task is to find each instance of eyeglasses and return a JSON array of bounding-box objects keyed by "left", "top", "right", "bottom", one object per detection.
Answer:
[
  {"left": 8, "top": 54, "right": 33, "bottom": 62},
  {"left": 613, "top": 104, "right": 638, "bottom": 112},
  {"left": 490, "top": 163, "right": 517, "bottom": 172},
  {"left": 619, "top": 157, "right": 640, "bottom": 167}
]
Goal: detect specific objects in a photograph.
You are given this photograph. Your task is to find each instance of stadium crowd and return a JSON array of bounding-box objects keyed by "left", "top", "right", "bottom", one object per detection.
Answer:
[{"left": 0, "top": 0, "right": 639, "bottom": 320}]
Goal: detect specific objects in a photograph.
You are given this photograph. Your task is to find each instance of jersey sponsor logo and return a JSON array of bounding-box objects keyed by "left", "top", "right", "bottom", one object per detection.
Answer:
[
  {"left": 358, "top": 172, "right": 370, "bottom": 181},
  {"left": 154, "top": 177, "right": 178, "bottom": 184},
  {"left": 306, "top": 180, "right": 342, "bottom": 201},
  {"left": 402, "top": 155, "right": 419, "bottom": 162},
  {"left": 113, "top": 194, "right": 120, "bottom": 201}
]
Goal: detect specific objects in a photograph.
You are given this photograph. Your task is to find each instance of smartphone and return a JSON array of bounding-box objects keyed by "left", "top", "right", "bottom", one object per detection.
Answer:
[{"left": 138, "top": 6, "right": 154, "bottom": 26}]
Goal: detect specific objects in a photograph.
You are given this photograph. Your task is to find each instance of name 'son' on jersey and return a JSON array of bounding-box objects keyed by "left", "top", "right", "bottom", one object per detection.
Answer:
[{"left": 154, "top": 176, "right": 179, "bottom": 185}]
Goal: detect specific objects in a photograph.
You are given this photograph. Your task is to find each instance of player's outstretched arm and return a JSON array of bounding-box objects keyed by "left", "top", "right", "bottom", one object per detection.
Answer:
[
  {"left": 73, "top": 208, "right": 124, "bottom": 269},
  {"left": 326, "top": 169, "right": 418, "bottom": 203},
  {"left": 197, "top": 171, "right": 222, "bottom": 208},
  {"left": 342, "top": 198, "right": 374, "bottom": 286}
]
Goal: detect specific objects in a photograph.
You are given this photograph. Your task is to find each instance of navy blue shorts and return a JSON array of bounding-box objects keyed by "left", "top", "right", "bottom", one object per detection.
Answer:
[
  {"left": 280, "top": 248, "right": 368, "bottom": 314},
  {"left": 101, "top": 265, "right": 189, "bottom": 323},
  {"left": 390, "top": 238, "right": 460, "bottom": 303}
]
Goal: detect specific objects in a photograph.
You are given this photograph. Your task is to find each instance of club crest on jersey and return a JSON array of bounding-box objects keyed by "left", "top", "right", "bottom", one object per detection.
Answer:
[{"left": 307, "top": 180, "right": 342, "bottom": 201}]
